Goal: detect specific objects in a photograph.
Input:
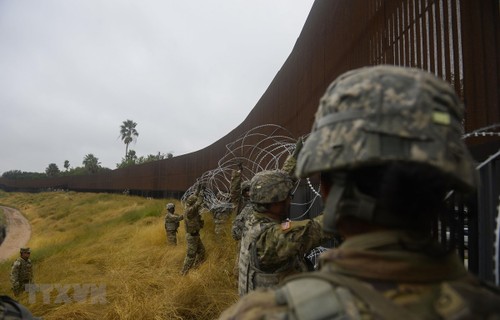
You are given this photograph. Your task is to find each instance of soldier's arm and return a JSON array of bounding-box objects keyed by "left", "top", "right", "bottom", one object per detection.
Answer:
[
  {"left": 230, "top": 167, "right": 242, "bottom": 204},
  {"left": 231, "top": 211, "right": 245, "bottom": 240},
  {"left": 255, "top": 219, "right": 323, "bottom": 271},
  {"left": 281, "top": 137, "right": 303, "bottom": 177}
]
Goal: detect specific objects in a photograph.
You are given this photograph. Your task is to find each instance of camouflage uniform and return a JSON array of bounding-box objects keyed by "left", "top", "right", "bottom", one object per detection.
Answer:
[
  {"left": 180, "top": 193, "right": 206, "bottom": 275},
  {"left": 238, "top": 209, "right": 324, "bottom": 296},
  {"left": 238, "top": 170, "right": 326, "bottom": 296},
  {"left": 230, "top": 168, "right": 250, "bottom": 219},
  {"left": 218, "top": 66, "right": 500, "bottom": 319},
  {"left": 212, "top": 204, "right": 232, "bottom": 235},
  {"left": 231, "top": 153, "right": 299, "bottom": 242},
  {"left": 230, "top": 168, "right": 251, "bottom": 277},
  {"left": 164, "top": 203, "right": 183, "bottom": 245},
  {"left": 10, "top": 248, "right": 33, "bottom": 296},
  {"left": 232, "top": 149, "right": 302, "bottom": 278}
]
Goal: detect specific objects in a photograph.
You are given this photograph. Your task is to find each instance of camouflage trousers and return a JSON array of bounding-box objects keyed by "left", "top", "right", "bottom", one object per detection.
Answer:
[
  {"left": 12, "top": 283, "right": 28, "bottom": 297},
  {"left": 233, "top": 241, "right": 241, "bottom": 278},
  {"left": 180, "top": 233, "right": 206, "bottom": 275},
  {"left": 165, "top": 228, "right": 178, "bottom": 245}
]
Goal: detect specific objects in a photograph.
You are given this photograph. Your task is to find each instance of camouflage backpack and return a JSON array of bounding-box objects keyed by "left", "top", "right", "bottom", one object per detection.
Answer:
[{"left": 275, "top": 272, "right": 500, "bottom": 319}]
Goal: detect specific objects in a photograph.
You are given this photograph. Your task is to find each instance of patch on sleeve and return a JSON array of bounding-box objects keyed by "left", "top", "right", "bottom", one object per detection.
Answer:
[{"left": 281, "top": 219, "right": 291, "bottom": 231}]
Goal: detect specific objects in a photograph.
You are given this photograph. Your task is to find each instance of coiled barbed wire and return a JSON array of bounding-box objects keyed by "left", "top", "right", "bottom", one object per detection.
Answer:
[
  {"left": 180, "top": 124, "right": 320, "bottom": 219},
  {"left": 183, "top": 123, "right": 499, "bottom": 218}
]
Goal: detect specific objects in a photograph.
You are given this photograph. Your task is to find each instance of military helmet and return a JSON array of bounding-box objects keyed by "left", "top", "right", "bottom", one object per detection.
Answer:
[
  {"left": 166, "top": 203, "right": 175, "bottom": 210},
  {"left": 186, "top": 195, "right": 198, "bottom": 206},
  {"left": 296, "top": 65, "right": 477, "bottom": 191},
  {"left": 249, "top": 170, "right": 294, "bottom": 204},
  {"left": 20, "top": 247, "right": 31, "bottom": 254}
]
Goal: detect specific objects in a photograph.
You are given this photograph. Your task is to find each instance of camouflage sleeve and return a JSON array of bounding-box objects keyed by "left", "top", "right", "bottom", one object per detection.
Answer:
[
  {"left": 10, "top": 260, "right": 20, "bottom": 286},
  {"left": 231, "top": 208, "right": 246, "bottom": 240},
  {"left": 255, "top": 219, "right": 323, "bottom": 271},
  {"left": 230, "top": 169, "right": 242, "bottom": 205},
  {"left": 218, "top": 288, "right": 287, "bottom": 320},
  {"left": 312, "top": 214, "right": 338, "bottom": 241},
  {"left": 280, "top": 154, "right": 297, "bottom": 177},
  {"left": 177, "top": 214, "right": 184, "bottom": 222}
]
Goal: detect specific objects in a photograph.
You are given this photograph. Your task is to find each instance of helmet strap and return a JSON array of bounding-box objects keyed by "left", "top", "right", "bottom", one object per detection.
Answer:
[
  {"left": 322, "top": 174, "right": 347, "bottom": 233},
  {"left": 323, "top": 174, "right": 378, "bottom": 233}
]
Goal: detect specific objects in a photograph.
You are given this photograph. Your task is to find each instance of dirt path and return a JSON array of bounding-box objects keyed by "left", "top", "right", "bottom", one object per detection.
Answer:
[{"left": 0, "top": 206, "right": 31, "bottom": 261}]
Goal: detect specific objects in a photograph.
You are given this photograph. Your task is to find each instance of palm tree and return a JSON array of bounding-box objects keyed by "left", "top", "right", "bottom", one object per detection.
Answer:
[
  {"left": 45, "top": 163, "right": 60, "bottom": 177},
  {"left": 119, "top": 120, "right": 139, "bottom": 158},
  {"left": 82, "top": 154, "right": 101, "bottom": 174}
]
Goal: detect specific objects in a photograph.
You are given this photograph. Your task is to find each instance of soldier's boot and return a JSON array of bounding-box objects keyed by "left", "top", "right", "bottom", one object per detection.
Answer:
[{"left": 180, "top": 255, "right": 195, "bottom": 276}]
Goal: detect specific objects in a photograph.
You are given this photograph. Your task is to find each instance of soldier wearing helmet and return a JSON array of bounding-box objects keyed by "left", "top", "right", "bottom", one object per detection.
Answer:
[
  {"left": 220, "top": 65, "right": 500, "bottom": 319},
  {"left": 164, "top": 202, "right": 183, "bottom": 245},
  {"left": 0, "top": 213, "right": 39, "bottom": 319},
  {"left": 237, "top": 168, "right": 326, "bottom": 296},
  {"left": 180, "top": 186, "right": 206, "bottom": 275},
  {"left": 231, "top": 139, "right": 306, "bottom": 279},
  {"left": 10, "top": 247, "right": 33, "bottom": 297}
]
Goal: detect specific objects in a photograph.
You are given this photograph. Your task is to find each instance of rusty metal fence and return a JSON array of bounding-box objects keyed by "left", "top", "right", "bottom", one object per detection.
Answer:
[{"left": 1, "top": 0, "right": 499, "bottom": 279}]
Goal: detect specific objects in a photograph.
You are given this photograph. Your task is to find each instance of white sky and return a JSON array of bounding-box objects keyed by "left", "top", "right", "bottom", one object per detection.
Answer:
[{"left": 0, "top": 0, "right": 315, "bottom": 174}]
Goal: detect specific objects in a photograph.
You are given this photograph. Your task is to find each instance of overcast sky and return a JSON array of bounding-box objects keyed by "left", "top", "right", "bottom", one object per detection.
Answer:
[{"left": 0, "top": 0, "right": 315, "bottom": 174}]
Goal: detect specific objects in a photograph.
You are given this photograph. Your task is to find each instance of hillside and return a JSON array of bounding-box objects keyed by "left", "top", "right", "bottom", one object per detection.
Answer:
[{"left": 0, "top": 190, "right": 239, "bottom": 319}]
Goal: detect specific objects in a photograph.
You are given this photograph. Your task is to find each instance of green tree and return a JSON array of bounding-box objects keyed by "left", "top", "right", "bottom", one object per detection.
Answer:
[
  {"left": 119, "top": 119, "right": 139, "bottom": 158},
  {"left": 82, "top": 154, "right": 101, "bottom": 174},
  {"left": 45, "top": 163, "right": 60, "bottom": 177},
  {"left": 64, "top": 160, "right": 70, "bottom": 171}
]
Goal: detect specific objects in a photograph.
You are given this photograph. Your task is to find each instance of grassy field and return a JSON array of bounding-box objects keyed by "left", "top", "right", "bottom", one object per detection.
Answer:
[{"left": 0, "top": 190, "right": 239, "bottom": 319}]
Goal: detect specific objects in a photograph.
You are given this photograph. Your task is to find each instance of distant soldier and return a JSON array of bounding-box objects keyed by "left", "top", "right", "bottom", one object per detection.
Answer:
[
  {"left": 0, "top": 215, "right": 39, "bottom": 319},
  {"left": 180, "top": 187, "right": 206, "bottom": 275},
  {"left": 164, "top": 203, "right": 183, "bottom": 245},
  {"left": 10, "top": 248, "right": 33, "bottom": 296}
]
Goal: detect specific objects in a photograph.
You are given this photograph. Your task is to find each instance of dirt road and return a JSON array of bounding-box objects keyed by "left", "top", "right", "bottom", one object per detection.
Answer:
[{"left": 0, "top": 206, "right": 31, "bottom": 261}]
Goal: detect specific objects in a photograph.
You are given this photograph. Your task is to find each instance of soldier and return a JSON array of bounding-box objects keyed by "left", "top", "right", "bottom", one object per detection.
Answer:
[
  {"left": 180, "top": 187, "right": 206, "bottom": 275},
  {"left": 164, "top": 203, "right": 183, "bottom": 245},
  {"left": 219, "top": 65, "right": 500, "bottom": 319},
  {"left": 231, "top": 139, "right": 305, "bottom": 279},
  {"left": 0, "top": 218, "right": 39, "bottom": 319},
  {"left": 237, "top": 169, "right": 326, "bottom": 296},
  {"left": 10, "top": 248, "right": 33, "bottom": 297}
]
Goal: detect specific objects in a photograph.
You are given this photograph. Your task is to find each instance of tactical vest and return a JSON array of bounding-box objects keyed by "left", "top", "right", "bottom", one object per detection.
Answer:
[
  {"left": 164, "top": 213, "right": 181, "bottom": 231},
  {"left": 275, "top": 272, "right": 500, "bottom": 320},
  {"left": 238, "top": 215, "right": 298, "bottom": 296},
  {"left": 11, "top": 258, "right": 32, "bottom": 285}
]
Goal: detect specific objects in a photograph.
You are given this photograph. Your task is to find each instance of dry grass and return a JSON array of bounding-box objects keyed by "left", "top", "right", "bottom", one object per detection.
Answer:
[{"left": 0, "top": 191, "right": 239, "bottom": 319}]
